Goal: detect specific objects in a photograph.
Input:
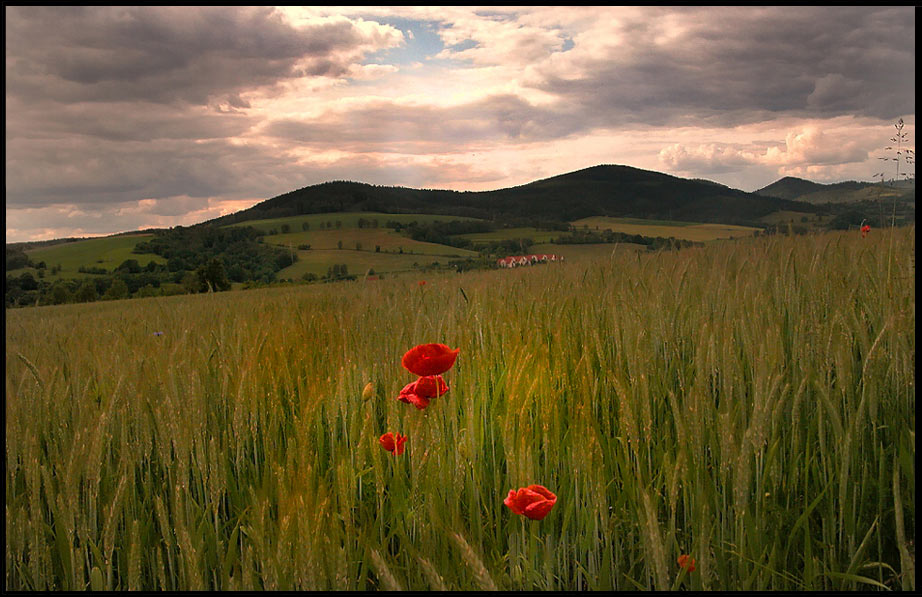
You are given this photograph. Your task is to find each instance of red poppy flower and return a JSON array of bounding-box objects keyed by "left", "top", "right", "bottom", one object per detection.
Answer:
[
  {"left": 418, "top": 280, "right": 427, "bottom": 286},
  {"left": 677, "top": 554, "right": 696, "bottom": 572},
  {"left": 503, "top": 485, "right": 557, "bottom": 520},
  {"left": 861, "top": 224, "right": 870, "bottom": 238},
  {"left": 379, "top": 432, "right": 408, "bottom": 455},
  {"left": 415, "top": 375, "right": 448, "bottom": 397},
  {"left": 402, "top": 343, "right": 460, "bottom": 377},
  {"left": 397, "top": 375, "right": 448, "bottom": 410}
]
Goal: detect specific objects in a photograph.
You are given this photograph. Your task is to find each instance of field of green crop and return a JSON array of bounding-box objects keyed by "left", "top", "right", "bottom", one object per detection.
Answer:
[
  {"left": 571, "top": 216, "right": 761, "bottom": 241},
  {"left": 5, "top": 227, "right": 915, "bottom": 591},
  {"left": 264, "top": 228, "right": 478, "bottom": 256},
  {"left": 453, "top": 227, "right": 560, "bottom": 244},
  {"left": 275, "top": 248, "right": 461, "bottom": 279},
  {"left": 9, "top": 235, "right": 166, "bottom": 280}
]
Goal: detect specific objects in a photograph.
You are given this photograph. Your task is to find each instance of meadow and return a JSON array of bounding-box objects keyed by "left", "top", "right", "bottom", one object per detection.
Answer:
[
  {"left": 570, "top": 216, "right": 762, "bottom": 241},
  {"left": 5, "top": 227, "right": 915, "bottom": 591},
  {"left": 7, "top": 235, "right": 166, "bottom": 281}
]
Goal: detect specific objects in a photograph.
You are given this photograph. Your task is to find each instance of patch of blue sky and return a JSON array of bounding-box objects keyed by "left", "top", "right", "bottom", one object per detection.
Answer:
[
  {"left": 359, "top": 17, "right": 446, "bottom": 66},
  {"left": 357, "top": 17, "right": 483, "bottom": 72}
]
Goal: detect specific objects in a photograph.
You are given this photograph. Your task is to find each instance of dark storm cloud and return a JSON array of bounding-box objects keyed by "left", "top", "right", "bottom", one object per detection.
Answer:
[
  {"left": 5, "top": 6, "right": 376, "bottom": 105},
  {"left": 4, "top": 6, "right": 403, "bottom": 213},
  {"left": 532, "top": 6, "right": 914, "bottom": 127},
  {"left": 5, "top": 96, "right": 255, "bottom": 143},
  {"left": 5, "top": 135, "right": 292, "bottom": 208}
]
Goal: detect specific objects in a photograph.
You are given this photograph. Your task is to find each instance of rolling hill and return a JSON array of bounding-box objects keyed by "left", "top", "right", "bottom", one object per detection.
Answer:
[
  {"left": 17, "top": 163, "right": 909, "bottom": 308},
  {"left": 204, "top": 164, "right": 820, "bottom": 229},
  {"left": 755, "top": 176, "right": 915, "bottom": 205}
]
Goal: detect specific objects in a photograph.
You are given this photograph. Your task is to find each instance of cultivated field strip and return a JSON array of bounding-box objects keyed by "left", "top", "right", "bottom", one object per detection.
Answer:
[{"left": 5, "top": 227, "right": 915, "bottom": 590}]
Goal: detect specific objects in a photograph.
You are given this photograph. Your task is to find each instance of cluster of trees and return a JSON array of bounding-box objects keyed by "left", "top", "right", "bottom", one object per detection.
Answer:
[
  {"left": 478, "top": 238, "right": 535, "bottom": 256},
  {"left": 325, "top": 264, "right": 354, "bottom": 281},
  {"left": 134, "top": 225, "right": 295, "bottom": 284},
  {"left": 389, "top": 219, "right": 495, "bottom": 251},
  {"left": 4, "top": 225, "right": 300, "bottom": 308},
  {"left": 6, "top": 267, "right": 171, "bottom": 307},
  {"left": 3, "top": 255, "right": 240, "bottom": 308},
  {"left": 553, "top": 228, "right": 702, "bottom": 251},
  {"left": 6, "top": 246, "right": 32, "bottom": 270}
]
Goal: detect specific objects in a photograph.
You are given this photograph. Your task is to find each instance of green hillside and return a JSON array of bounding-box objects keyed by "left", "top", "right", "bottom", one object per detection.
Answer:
[
  {"left": 794, "top": 184, "right": 910, "bottom": 205},
  {"left": 8, "top": 234, "right": 165, "bottom": 280}
]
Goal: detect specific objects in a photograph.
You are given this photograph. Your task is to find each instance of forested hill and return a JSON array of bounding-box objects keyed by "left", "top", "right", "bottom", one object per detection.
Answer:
[
  {"left": 755, "top": 176, "right": 876, "bottom": 200},
  {"left": 204, "top": 164, "right": 820, "bottom": 228}
]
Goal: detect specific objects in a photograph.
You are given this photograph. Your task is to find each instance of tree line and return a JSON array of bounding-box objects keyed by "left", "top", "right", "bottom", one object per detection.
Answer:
[{"left": 4, "top": 225, "right": 296, "bottom": 308}]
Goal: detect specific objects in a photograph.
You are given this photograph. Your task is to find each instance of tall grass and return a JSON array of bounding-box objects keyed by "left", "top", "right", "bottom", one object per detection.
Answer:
[{"left": 5, "top": 227, "right": 915, "bottom": 591}]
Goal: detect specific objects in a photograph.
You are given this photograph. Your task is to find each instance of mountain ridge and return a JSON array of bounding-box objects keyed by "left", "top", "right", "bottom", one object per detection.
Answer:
[{"left": 202, "top": 163, "right": 820, "bottom": 230}]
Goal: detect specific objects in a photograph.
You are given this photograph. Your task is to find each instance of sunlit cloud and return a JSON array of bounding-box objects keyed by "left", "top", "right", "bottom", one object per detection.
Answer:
[{"left": 5, "top": 6, "right": 914, "bottom": 242}]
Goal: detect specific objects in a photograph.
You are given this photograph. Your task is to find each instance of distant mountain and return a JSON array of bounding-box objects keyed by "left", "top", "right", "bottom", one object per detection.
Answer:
[
  {"left": 755, "top": 176, "right": 836, "bottom": 200},
  {"left": 756, "top": 176, "right": 914, "bottom": 205},
  {"left": 206, "top": 164, "right": 819, "bottom": 229}
]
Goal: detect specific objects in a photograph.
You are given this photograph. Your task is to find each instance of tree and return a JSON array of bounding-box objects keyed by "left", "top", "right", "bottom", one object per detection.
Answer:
[
  {"left": 50, "top": 283, "right": 71, "bottom": 305},
  {"left": 181, "top": 271, "right": 201, "bottom": 293},
  {"left": 116, "top": 259, "right": 141, "bottom": 274},
  {"left": 104, "top": 278, "right": 130, "bottom": 300},
  {"left": 18, "top": 272, "right": 38, "bottom": 291},
  {"left": 75, "top": 280, "right": 98, "bottom": 302},
  {"left": 6, "top": 246, "right": 32, "bottom": 270},
  {"left": 196, "top": 258, "right": 230, "bottom": 292},
  {"left": 136, "top": 284, "right": 159, "bottom": 298}
]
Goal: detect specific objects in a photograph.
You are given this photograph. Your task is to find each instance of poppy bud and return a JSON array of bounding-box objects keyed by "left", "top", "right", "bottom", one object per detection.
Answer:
[
  {"left": 379, "top": 432, "right": 408, "bottom": 455},
  {"left": 678, "top": 554, "right": 696, "bottom": 572}
]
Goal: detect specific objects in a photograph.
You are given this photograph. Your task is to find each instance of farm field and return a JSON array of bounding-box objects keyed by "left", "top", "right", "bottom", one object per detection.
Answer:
[
  {"left": 453, "top": 227, "right": 560, "bottom": 245},
  {"left": 275, "top": 248, "right": 463, "bottom": 279},
  {"left": 571, "top": 216, "right": 762, "bottom": 241},
  {"left": 528, "top": 242, "right": 646, "bottom": 262},
  {"left": 8, "top": 235, "right": 166, "bottom": 280},
  {"left": 758, "top": 210, "right": 829, "bottom": 227},
  {"left": 5, "top": 227, "right": 915, "bottom": 591},
  {"left": 263, "top": 228, "right": 479, "bottom": 257}
]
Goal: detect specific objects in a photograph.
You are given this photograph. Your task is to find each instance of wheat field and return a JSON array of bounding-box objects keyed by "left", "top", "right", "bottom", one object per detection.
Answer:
[{"left": 5, "top": 227, "right": 915, "bottom": 591}]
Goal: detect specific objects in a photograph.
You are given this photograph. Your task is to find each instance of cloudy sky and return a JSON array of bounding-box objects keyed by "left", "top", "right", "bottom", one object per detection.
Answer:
[{"left": 5, "top": 6, "right": 915, "bottom": 242}]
